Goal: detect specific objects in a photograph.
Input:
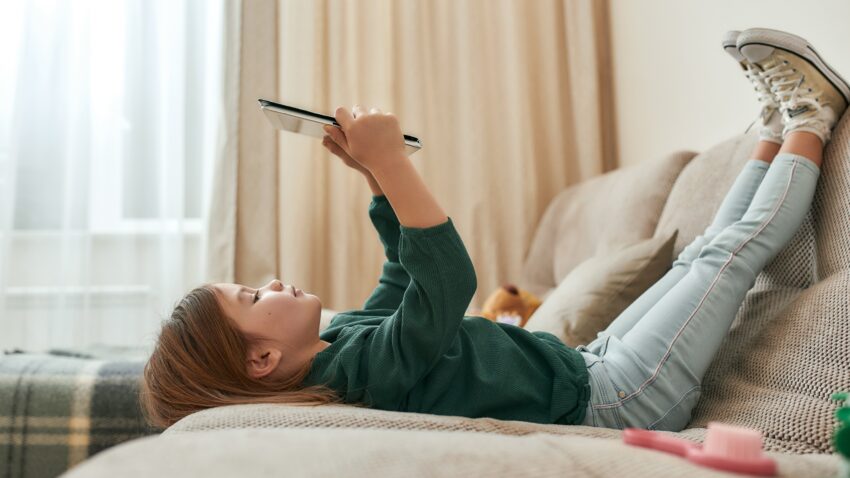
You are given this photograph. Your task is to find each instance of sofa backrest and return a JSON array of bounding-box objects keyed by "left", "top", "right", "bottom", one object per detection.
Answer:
[
  {"left": 520, "top": 150, "right": 695, "bottom": 299},
  {"left": 650, "top": 113, "right": 850, "bottom": 454}
]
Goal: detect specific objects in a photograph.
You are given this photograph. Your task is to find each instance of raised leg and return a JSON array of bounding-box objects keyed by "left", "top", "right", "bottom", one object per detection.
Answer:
[
  {"left": 577, "top": 25, "right": 845, "bottom": 431},
  {"left": 597, "top": 150, "right": 819, "bottom": 430},
  {"left": 579, "top": 145, "right": 774, "bottom": 351}
]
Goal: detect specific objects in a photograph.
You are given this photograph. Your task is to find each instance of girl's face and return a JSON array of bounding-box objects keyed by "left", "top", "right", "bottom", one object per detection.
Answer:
[{"left": 212, "top": 279, "right": 326, "bottom": 380}]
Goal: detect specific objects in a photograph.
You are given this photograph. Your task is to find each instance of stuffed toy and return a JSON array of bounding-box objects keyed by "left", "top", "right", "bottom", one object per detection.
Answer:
[{"left": 478, "top": 283, "right": 542, "bottom": 328}]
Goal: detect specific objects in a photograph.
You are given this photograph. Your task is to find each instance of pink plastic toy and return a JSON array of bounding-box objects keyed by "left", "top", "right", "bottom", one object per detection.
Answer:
[{"left": 623, "top": 421, "right": 777, "bottom": 476}]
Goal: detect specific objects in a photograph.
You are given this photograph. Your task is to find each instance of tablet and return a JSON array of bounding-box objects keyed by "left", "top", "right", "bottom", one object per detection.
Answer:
[{"left": 258, "top": 99, "right": 423, "bottom": 155}]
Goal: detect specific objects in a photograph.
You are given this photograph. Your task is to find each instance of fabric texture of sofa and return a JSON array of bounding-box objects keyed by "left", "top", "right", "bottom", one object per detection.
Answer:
[{"left": 60, "top": 115, "right": 850, "bottom": 477}]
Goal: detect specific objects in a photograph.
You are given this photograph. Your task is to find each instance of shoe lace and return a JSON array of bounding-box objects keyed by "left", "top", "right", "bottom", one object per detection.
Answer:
[
  {"left": 760, "top": 53, "right": 824, "bottom": 119},
  {"left": 744, "top": 63, "right": 778, "bottom": 109}
]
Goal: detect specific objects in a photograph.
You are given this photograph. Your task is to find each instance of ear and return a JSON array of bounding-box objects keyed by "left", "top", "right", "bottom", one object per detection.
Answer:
[{"left": 246, "top": 347, "right": 282, "bottom": 380}]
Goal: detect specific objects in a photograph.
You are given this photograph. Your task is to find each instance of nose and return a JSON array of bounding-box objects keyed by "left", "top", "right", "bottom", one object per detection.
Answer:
[{"left": 266, "top": 279, "right": 283, "bottom": 291}]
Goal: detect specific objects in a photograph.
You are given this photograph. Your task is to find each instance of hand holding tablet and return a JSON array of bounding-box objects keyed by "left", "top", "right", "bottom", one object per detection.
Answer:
[{"left": 258, "top": 99, "right": 422, "bottom": 155}]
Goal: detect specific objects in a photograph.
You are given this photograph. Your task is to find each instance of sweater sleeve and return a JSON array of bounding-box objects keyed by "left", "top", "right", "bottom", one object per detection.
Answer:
[
  {"left": 360, "top": 195, "right": 411, "bottom": 311},
  {"left": 365, "top": 216, "right": 478, "bottom": 396}
]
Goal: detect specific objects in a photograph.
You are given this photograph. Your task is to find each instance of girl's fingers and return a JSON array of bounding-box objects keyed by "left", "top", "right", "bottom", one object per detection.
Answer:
[
  {"left": 322, "top": 135, "right": 339, "bottom": 152},
  {"left": 352, "top": 104, "right": 367, "bottom": 118},
  {"left": 323, "top": 124, "right": 350, "bottom": 150},
  {"left": 323, "top": 135, "right": 352, "bottom": 159},
  {"left": 369, "top": 107, "right": 381, "bottom": 114},
  {"left": 334, "top": 106, "right": 354, "bottom": 129}
]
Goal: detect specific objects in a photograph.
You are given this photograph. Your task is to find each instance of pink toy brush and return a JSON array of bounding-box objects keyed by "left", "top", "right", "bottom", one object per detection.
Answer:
[{"left": 623, "top": 421, "right": 777, "bottom": 476}]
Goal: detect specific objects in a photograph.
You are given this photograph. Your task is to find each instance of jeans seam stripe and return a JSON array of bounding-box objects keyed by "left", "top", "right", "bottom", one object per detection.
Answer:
[
  {"left": 647, "top": 385, "right": 702, "bottom": 429},
  {"left": 593, "top": 159, "right": 799, "bottom": 409}
]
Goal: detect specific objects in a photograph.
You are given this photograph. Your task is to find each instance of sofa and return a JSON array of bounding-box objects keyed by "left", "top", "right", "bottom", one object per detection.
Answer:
[{"left": 58, "top": 116, "right": 850, "bottom": 477}]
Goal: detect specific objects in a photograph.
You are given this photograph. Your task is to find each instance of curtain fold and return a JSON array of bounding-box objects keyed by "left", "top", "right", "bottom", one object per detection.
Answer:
[
  {"left": 235, "top": 0, "right": 280, "bottom": 286},
  {"left": 228, "top": 0, "right": 617, "bottom": 312},
  {"left": 204, "top": 0, "right": 243, "bottom": 284},
  {"left": 206, "top": 0, "right": 279, "bottom": 287}
]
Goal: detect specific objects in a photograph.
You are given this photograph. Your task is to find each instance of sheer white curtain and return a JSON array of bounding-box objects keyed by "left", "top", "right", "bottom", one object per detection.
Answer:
[{"left": 0, "top": 0, "right": 239, "bottom": 353}]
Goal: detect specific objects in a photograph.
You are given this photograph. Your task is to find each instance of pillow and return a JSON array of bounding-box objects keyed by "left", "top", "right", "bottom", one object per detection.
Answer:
[
  {"left": 524, "top": 229, "right": 678, "bottom": 347},
  {"left": 521, "top": 151, "right": 694, "bottom": 296}
]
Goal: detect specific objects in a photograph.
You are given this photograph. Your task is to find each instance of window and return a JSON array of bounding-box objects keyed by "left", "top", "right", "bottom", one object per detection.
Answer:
[{"left": 0, "top": 0, "right": 229, "bottom": 351}]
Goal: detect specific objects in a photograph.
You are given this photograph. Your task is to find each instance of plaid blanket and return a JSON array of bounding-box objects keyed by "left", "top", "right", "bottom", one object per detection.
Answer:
[{"left": 0, "top": 346, "right": 164, "bottom": 478}]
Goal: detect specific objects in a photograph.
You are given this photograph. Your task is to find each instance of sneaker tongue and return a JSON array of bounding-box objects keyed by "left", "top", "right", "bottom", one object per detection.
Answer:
[{"left": 758, "top": 55, "right": 781, "bottom": 72}]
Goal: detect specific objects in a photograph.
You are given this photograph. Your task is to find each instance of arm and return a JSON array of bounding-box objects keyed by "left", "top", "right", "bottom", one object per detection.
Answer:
[
  {"left": 326, "top": 104, "right": 454, "bottom": 315},
  {"left": 330, "top": 105, "right": 476, "bottom": 394},
  {"left": 369, "top": 156, "right": 448, "bottom": 229},
  {"left": 360, "top": 195, "right": 411, "bottom": 311},
  {"left": 366, "top": 216, "right": 477, "bottom": 395},
  {"left": 364, "top": 172, "right": 383, "bottom": 196},
  {"left": 331, "top": 104, "right": 449, "bottom": 230},
  {"left": 321, "top": 120, "right": 410, "bottom": 315},
  {"left": 325, "top": 195, "right": 410, "bottom": 329}
]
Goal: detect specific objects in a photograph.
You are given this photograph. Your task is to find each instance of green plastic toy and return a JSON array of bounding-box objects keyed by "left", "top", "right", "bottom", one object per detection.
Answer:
[{"left": 833, "top": 392, "right": 849, "bottom": 478}]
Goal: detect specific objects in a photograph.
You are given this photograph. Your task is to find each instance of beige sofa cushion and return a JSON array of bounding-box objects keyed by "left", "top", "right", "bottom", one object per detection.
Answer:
[
  {"left": 64, "top": 425, "right": 841, "bottom": 478},
  {"left": 650, "top": 114, "right": 850, "bottom": 454},
  {"left": 524, "top": 229, "right": 678, "bottom": 347},
  {"left": 520, "top": 150, "right": 696, "bottom": 298}
]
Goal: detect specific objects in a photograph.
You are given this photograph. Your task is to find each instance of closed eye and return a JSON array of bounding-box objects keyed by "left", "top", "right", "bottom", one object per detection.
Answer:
[{"left": 253, "top": 289, "right": 260, "bottom": 303}]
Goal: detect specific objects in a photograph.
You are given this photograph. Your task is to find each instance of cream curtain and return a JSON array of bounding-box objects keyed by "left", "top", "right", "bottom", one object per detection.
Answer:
[
  {"left": 0, "top": 0, "right": 237, "bottom": 352},
  {"left": 222, "top": 0, "right": 617, "bottom": 313}
]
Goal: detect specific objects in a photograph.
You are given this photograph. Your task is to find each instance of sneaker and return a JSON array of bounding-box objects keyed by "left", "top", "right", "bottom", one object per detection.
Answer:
[
  {"left": 723, "top": 30, "right": 783, "bottom": 144},
  {"left": 737, "top": 28, "right": 850, "bottom": 144}
]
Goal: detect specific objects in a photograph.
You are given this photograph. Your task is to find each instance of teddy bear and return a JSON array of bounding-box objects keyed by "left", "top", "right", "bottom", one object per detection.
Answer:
[{"left": 476, "top": 283, "right": 543, "bottom": 328}]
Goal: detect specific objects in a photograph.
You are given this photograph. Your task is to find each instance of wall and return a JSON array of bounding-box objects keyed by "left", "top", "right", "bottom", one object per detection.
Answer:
[{"left": 609, "top": 0, "right": 850, "bottom": 167}]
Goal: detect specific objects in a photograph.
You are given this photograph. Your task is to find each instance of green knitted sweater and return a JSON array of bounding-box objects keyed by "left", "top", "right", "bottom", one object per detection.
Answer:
[{"left": 302, "top": 195, "right": 591, "bottom": 425}]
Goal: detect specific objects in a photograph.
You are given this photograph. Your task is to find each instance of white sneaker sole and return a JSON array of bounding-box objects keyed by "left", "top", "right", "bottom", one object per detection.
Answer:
[
  {"left": 737, "top": 27, "right": 850, "bottom": 106},
  {"left": 721, "top": 30, "right": 744, "bottom": 62}
]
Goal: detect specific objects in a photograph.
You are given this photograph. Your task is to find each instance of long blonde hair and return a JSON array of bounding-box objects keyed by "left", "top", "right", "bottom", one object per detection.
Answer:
[{"left": 140, "top": 284, "right": 360, "bottom": 429}]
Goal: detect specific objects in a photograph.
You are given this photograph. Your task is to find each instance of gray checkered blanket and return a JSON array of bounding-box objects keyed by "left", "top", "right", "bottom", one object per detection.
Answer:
[{"left": 1, "top": 346, "right": 163, "bottom": 478}]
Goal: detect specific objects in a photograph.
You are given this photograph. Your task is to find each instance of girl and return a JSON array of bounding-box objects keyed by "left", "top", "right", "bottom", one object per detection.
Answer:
[{"left": 141, "top": 28, "right": 849, "bottom": 432}]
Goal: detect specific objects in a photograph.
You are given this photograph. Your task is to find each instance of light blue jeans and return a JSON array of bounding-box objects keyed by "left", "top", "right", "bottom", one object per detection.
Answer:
[{"left": 577, "top": 153, "right": 820, "bottom": 431}]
